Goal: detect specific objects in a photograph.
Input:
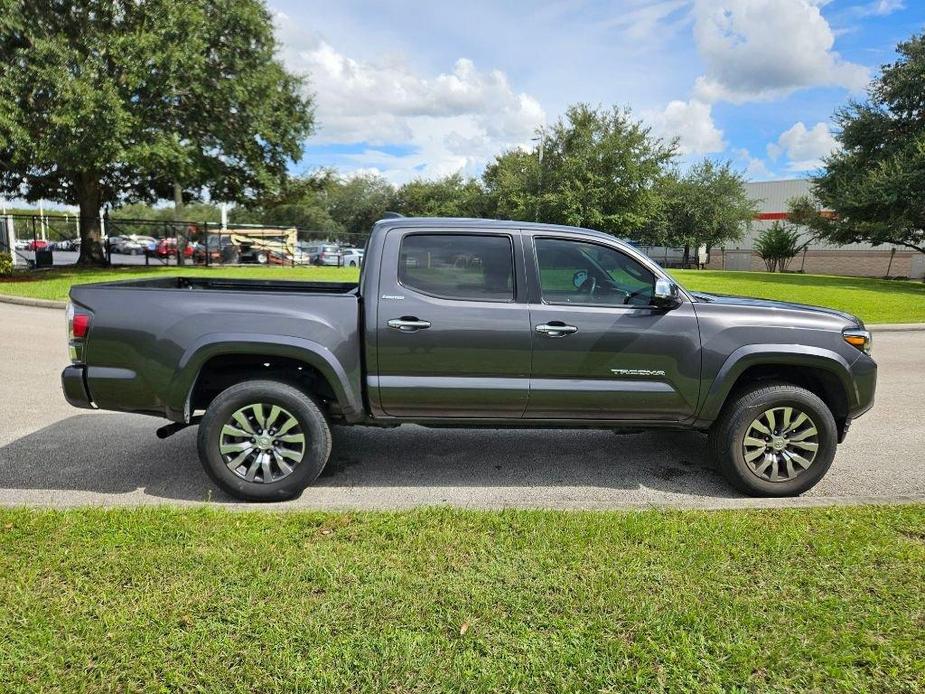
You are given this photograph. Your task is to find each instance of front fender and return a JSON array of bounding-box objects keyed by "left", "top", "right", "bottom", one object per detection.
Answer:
[
  {"left": 166, "top": 333, "right": 363, "bottom": 423},
  {"left": 696, "top": 343, "right": 858, "bottom": 424}
]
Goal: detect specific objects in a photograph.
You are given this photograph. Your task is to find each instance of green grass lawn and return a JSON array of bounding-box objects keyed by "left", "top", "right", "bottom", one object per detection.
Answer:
[
  {"left": 1, "top": 264, "right": 924, "bottom": 323},
  {"left": 673, "top": 269, "right": 925, "bottom": 324},
  {"left": 0, "top": 506, "right": 922, "bottom": 691}
]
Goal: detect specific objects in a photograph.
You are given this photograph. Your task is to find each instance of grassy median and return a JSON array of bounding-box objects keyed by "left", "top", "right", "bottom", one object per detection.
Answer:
[
  {"left": 1, "top": 264, "right": 924, "bottom": 323},
  {"left": 1, "top": 505, "right": 923, "bottom": 691}
]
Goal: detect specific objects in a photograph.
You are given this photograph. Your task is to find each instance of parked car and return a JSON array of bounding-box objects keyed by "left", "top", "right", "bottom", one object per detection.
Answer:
[
  {"left": 155, "top": 237, "right": 195, "bottom": 259},
  {"left": 341, "top": 248, "right": 364, "bottom": 267},
  {"left": 300, "top": 242, "right": 343, "bottom": 266},
  {"left": 109, "top": 235, "right": 147, "bottom": 255},
  {"left": 14, "top": 239, "right": 30, "bottom": 251},
  {"left": 192, "top": 236, "right": 242, "bottom": 265},
  {"left": 26, "top": 239, "right": 49, "bottom": 251},
  {"left": 62, "top": 217, "right": 877, "bottom": 502},
  {"left": 52, "top": 238, "right": 80, "bottom": 252},
  {"left": 134, "top": 235, "right": 158, "bottom": 254}
]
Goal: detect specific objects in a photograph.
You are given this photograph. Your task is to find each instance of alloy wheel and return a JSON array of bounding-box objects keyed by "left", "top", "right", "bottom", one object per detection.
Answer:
[
  {"left": 742, "top": 406, "right": 819, "bottom": 482},
  {"left": 219, "top": 403, "right": 306, "bottom": 483}
]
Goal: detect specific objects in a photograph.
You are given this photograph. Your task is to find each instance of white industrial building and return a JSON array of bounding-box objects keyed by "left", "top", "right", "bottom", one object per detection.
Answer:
[{"left": 706, "top": 179, "right": 925, "bottom": 279}]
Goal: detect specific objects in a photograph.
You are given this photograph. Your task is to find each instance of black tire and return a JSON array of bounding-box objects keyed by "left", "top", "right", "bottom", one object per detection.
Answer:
[
  {"left": 197, "top": 380, "right": 332, "bottom": 501},
  {"left": 710, "top": 381, "right": 837, "bottom": 497}
]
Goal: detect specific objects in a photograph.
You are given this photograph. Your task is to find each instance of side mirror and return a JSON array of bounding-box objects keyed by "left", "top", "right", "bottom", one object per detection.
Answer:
[{"left": 652, "top": 278, "right": 681, "bottom": 309}]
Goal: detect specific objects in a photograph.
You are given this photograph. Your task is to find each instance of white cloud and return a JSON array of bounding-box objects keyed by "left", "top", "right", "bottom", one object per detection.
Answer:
[
  {"left": 767, "top": 121, "right": 838, "bottom": 170},
  {"left": 274, "top": 12, "right": 545, "bottom": 182},
  {"left": 691, "top": 0, "right": 869, "bottom": 103},
  {"left": 648, "top": 99, "right": 725, "bottom": 154},
  {"left": 735, "top": 148, "right": 774, "bottom": 180},
  {"left": 595, "top": 0, "right": 691, "bottom": 41},
  {"left": 856, "top": 0, "right": 905, "bottom": 17}
]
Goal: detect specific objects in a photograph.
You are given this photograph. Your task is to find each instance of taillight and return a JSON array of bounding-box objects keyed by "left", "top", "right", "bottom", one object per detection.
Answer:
[
  {"left": 73, "top": 313, "right": 91, "bottom": 338},
  {"left": 66, "top": 301, "right": 92, "bottom": 363}
]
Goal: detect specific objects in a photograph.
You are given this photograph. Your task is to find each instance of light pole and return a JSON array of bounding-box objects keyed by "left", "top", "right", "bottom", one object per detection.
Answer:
[{"left": 532, "top": 128, "right": 545, "bottom": 222}]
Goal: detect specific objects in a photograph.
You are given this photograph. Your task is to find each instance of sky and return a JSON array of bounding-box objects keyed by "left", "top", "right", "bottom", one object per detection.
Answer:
[{"left": 271, "top": 0, "right": 925, "bottom": 184}]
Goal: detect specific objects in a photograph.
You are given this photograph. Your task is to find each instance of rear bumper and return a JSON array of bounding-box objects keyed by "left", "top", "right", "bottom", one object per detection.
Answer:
[{"left": 61, "top": 366, "right": 94, "bottom": 409}]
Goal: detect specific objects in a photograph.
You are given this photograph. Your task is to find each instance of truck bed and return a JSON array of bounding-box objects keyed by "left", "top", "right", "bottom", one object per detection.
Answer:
[
  {"left": 106, "top": 276, "right": 359, "bottom": 294},
  {"left": 68, "top": 276, "right": 364, "bottom": 422}
]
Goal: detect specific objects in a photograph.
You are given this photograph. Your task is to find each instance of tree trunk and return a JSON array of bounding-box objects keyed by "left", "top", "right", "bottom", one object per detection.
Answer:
[
  {"left": 174, "top": 181, "right": 185, "bottom": 266},
  {"left": 76, "top": 173, "right": 106, "bottom": 266},
  {"left": 682, "top": 243, "right": 691, "bottom": 268}
]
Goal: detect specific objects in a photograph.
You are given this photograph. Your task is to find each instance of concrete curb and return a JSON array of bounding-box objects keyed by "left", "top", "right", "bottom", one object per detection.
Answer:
[
  {"left": 1, "top": 495, "right": 923, "bottom": 512},
  {"left": 869, "top": 323, "right": 925, "bottom": 332},
  {"left": 2, "top": 292, "right": 925, "bottom": 332},
  {"left": 0, "top": 294, "right": 67, "bottom": 309}
]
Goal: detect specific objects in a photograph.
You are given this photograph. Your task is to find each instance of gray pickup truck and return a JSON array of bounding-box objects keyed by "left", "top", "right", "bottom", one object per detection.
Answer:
[{"left": 61, "top": 217, "right": 877, "bottom": 501}]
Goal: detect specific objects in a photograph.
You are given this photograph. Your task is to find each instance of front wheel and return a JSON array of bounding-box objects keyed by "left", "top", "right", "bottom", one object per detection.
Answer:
[
  {"left": 710, "top": 382, "right": 837, "bottom": 497},
  {"left": 197, "top": 380, "right": 332, "bottom": 501}
]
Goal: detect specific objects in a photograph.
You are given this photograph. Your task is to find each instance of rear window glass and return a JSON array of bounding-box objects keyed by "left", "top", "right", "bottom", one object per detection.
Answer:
[{"left": 399, "top": 234, "right": 514, "bottom": 301}]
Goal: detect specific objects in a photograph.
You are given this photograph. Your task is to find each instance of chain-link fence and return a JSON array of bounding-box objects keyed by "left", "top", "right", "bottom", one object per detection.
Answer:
[
  {"left": 631, "top": 245, "right": 694, "bottom": 269},
  {"left": 1, "top": 213, "right": 368, "bottom": 269},
  {"left": 1, "top": 212, "right": 692, "bottom": 271}
]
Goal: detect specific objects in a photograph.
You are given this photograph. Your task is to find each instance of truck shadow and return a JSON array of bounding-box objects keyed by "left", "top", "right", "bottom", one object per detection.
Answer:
[{"left": 0, "top": 413, "right": 741, "bottom": 504}]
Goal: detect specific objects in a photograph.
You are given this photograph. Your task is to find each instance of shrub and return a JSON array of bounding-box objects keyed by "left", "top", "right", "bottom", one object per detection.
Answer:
[
  {"left": 754, "top": 221, "right": 801, "bottom": 272},
  {"left": 0, "top": 251, "right": 12, "bottom": 275}
]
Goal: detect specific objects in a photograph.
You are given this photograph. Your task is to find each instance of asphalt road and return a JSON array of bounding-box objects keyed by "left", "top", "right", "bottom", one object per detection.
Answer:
[{"left": 1, "top": 301, "right": 923, "bottom": 510}]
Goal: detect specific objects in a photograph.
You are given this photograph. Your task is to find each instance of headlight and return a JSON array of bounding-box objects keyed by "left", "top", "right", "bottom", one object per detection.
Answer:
[{"left": 843, "top": 328, "right": 871, "bottom": 355}]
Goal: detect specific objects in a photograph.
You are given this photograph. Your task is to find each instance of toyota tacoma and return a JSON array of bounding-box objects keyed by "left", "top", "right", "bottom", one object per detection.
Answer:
[{"left": 61, "top": 217, "right": 877, "bottom": 500}]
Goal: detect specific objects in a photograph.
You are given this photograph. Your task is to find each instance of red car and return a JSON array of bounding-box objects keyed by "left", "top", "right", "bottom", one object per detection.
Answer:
[
  {"left": 155, "top": 238, "right": 195, "bottom": 259},
  {"left": 26, "top": 239, "right": 49, "bottom": 251}
]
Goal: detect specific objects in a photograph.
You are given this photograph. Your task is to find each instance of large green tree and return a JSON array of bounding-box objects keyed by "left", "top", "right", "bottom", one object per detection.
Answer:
[
  {"left": 657, "top": 160, "right": 757, "bottom": 265},
  {"left": 483, "top": 104, "right": 676, "bottom": 236},
  {"left": 326, "top": 173, "right": 395, "bottom": 236},
  {"left": 812, "top": 32, "right": 925, "bottom": 256},
  {"left": 233, "top": 171, "right": 339, "bottom": 231},
  {"left": 393, "top": 173, "right": 487, "bottom": 218},
  {"left": 0, "top": 0, "right": 313, "bottom": 264}
]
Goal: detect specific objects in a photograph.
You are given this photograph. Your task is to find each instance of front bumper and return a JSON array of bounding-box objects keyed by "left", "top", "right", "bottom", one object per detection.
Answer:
[
  {"left": 61, "top": 366, "right": 94, "bottom": 409},
  {"left": 848, "top": 353, "right": 877, "bottom": 420}
]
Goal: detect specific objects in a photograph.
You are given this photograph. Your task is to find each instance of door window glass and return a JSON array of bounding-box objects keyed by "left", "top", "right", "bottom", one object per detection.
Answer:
[
  {"left": 399, "top": 234, "right": 514, "bottom": 301},
  {"left": 535, "top": 238, "right": 655, "bottom": 306}
]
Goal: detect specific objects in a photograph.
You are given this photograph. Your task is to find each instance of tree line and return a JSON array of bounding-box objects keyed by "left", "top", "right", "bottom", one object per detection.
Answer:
[
  {"left": 1, "top": 1, "right": 923, "bottom": 265},
  {"left": 117, "top": 104, "right": 760, "bottom": 267}
]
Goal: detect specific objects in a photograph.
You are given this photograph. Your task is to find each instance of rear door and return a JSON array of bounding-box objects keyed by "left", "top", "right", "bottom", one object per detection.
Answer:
[
  {"left": 374, "top": 228, "right": 532, "bottom": 417},
  {"left": 525, "top": 234, "right": 701, "bottom": 420}
]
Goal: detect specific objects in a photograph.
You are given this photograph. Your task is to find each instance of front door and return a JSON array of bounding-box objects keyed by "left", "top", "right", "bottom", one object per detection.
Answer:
[
  {"left": 375, "top": 229, "right": 532, "bottom": 417},
  {"left": 526, "top": 235, "right": 701, "bottom": 420}
]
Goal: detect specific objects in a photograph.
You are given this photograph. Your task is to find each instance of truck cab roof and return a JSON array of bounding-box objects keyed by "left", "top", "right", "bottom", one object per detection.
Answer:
[{"left": 371, "top": 215, "right": 639, "bottom": 255}]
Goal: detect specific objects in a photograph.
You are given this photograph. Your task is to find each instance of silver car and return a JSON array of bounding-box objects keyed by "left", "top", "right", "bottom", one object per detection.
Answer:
[{"left": 341, "top": 248, "right": 364, "bottom": 267}]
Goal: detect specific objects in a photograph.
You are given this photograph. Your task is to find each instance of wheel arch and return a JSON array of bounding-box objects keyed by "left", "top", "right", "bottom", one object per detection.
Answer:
[
  {"left": 697, "top": 345, "right": 857, "bottom": 437},
  {"left": 167, "top": 334, "right": 363, "bottom": 424}
]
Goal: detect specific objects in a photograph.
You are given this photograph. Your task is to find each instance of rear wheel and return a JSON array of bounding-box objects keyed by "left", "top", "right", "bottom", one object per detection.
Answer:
[
  {"left": 710, "top": 382, "right": 837, "bottom": 497},
  {"left": 197, "top": 380, "right": 331, "bottom": 501}
]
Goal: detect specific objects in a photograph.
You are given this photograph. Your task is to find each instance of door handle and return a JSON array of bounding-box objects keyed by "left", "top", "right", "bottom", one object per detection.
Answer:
[
  {"left": 388, "top": 317, "right": 432, "bottom": 332},
  {"left": 535, "top": 322, "right": 578, "bottom": 337}
]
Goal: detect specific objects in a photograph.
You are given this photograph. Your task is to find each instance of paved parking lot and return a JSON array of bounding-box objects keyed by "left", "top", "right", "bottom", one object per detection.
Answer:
[
  {"left": 16, "top": 249, "right": 177, "bottom": 266},
  {"left": 1, "top": 300, "right": 923, "bottom": 509}
]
